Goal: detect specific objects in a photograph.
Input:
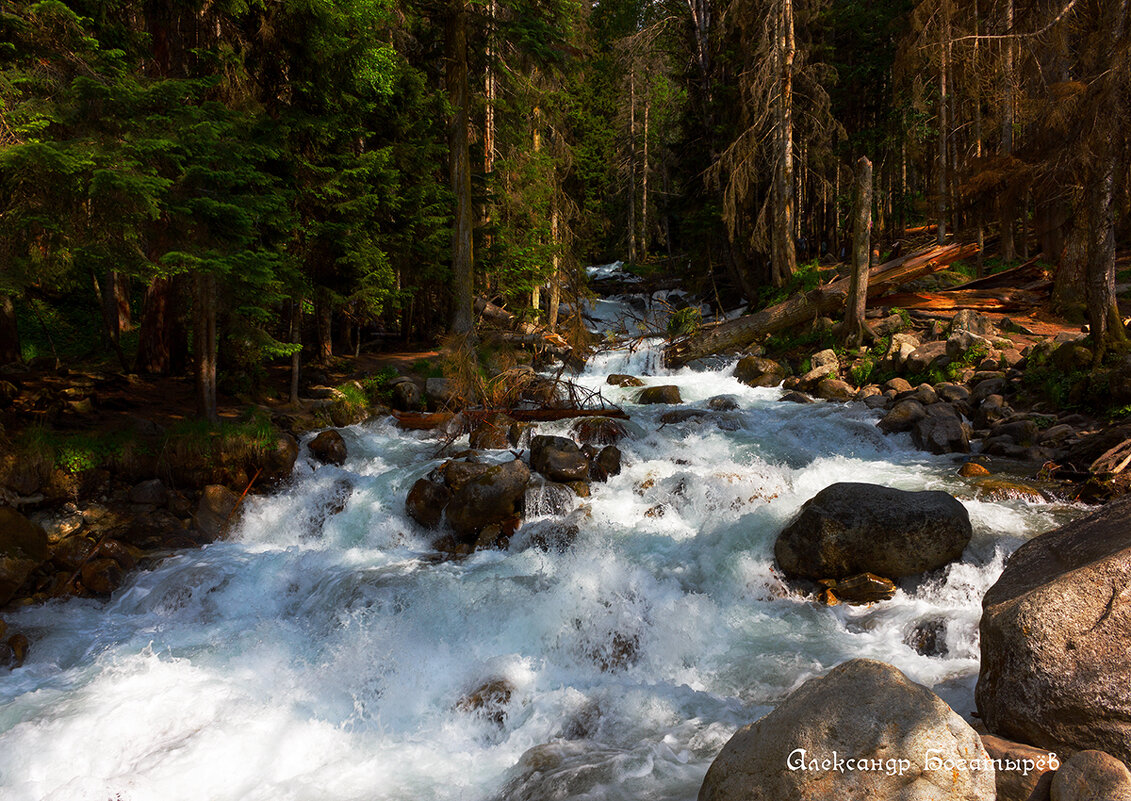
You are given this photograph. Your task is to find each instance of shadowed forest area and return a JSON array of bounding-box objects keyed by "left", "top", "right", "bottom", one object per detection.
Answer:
[{"left": 1, "top": 0, "right": 1128, "bottom": 418}]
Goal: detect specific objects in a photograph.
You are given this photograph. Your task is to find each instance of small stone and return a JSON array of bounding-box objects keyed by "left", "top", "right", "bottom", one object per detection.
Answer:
[
  {"left": 129, "top": 479, "right": 169, "bottom": 506},
  {"left": 818, "top": 572, "right": 896, "bottom": 604},
  {"left": 734, "top": 356, "right": 786, "bottom": 388},
  {"left": 81, "top": 558, "right": 124, "bottom": 595},
  {"left": 455, "top": 679, "right": 515, "bottom": 726},
  {"left": 607, "top": 374, "right": 644, "bottom": 387},
  {"left": 958, "top": 462, "right": 991, "bottom": 477}
]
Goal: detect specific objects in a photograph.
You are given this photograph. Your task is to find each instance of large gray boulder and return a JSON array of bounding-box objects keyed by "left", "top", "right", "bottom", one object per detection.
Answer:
[
  {"left": 976, "top": 496, "right": 1131, "bottom": 766},
  {"left": 775, "top": 483, "right": 972, "bottom": 579},
  {"left": 698, "top": 659, "right": 995, "bottom": 801},
  {"left": 912, "top": 403, "right": 971, "bottom": 454}
]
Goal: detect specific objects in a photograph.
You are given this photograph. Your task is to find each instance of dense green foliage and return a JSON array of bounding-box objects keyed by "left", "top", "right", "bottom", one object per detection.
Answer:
[{"left": 2, "top": 0, "right": 1128, "bottom": 418}]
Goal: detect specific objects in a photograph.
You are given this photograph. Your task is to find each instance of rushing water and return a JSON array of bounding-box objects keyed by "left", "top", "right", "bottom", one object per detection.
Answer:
[{"left": 0, "top": 293, "right": 1082, "bottom": 801}]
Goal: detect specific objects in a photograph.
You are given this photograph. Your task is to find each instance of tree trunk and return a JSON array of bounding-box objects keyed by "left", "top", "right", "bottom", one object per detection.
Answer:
[
  {"left": 771, "top": 0, "right": 797, "bottom": 286},
  {"left": 1000, "top": 0, "right": 1016, "bottom": 262},
  {"left": 628, "top": 69, "right": 638, "bottom": 263},
  {"left": 549, "top": 196, "right": 561, "bottom": 332},
  {"left": 101, "top": 271, "right": 132, "bottom": 343},
  {"left": 936, "top": 5, "right": 949, "bottom": 246},
  {"left": 290, "top": 298, "right": 301, "bottom": 406},
  {"left": 447, "top": 0, "right": 475, "bottom": 335},
  {"left": 1052, "top": 212, "right": 1088, "bottom": 314},
  {"left": 845, "top": 157, "right": 873, "bottom": 349},
  {"left": 0, "top": 295, "right": 19, "bottom": 365},
  {"left": 136, "top": 276, "right": 183, "bottom": 375},
  {"left": 1085, "top": 155, "right": 1118, "bottom": 359},
  {"left": 642, "top": 96, "right": 650, "bottom": 260},
  {"left": 195, "top": 272, "right": 219, "bottom": 424},
  {"left": 316, "top": 290, "right": 333, "bottom": 364}
]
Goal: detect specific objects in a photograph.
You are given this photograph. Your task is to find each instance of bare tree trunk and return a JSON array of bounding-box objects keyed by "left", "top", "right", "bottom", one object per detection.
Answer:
[
  {"left": 642, "top": 96, "right": 650, "bottom": 261},
  {"left": 532, "top": 107, "right": 542, "bottom": 313},
  {"left": 549, "top": 197, "right": 562, "bottom": 332},
  {"left": 845, "top": 157, "right": 874, "bottom": 349},
  {"left": 0, "top": 295, "right": 19, "bottom": 365},
  {"left": 315, "top": 290, "right": 333, "bottom": 364},
  {"left": 1000, "top": 0, "right": 1016, "bottom": 262},
  {"left": 771, "top": 0, "right": 797, "bottom": 286},
  {"left": 628, "top": 69, "right": 638, "bottom": 263},
  {"left": 195, "top": 272, "right": 219, "bottom": 424},
  {"left": 290, "top": 298, "right": 301, "bottom": 406},
  {"left": 936, "top": 3, "right": 949, "bottom": 246},
  {"left": 447, "top": 0, "right": 475, "bottom": 335}
]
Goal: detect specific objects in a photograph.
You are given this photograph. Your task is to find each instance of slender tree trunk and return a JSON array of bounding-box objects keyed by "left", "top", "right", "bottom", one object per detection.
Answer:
[
  {"left": 549, "top": 196, "right": 562, "bottom": 332},
  {"left": 447, "top": 0, "right": 475, "bottom": 335},
  {"left": 936, "top": 5, "right": 949, "bottom": 246},
  {"left": 0, "top": 295, "right": 19, "bottom": 365},
  {"left": 532, "top": 107, "right": 542, "bottom": 313},
  {"left": 642, "top": 96, "right": 650, "bottom": 261},
  {"left": 315, "top": 290, "right": 333, "bottom": 364},
  {"left": 101, "top": 271, "right": 131, "bottom": 343},
  {"left": 1000, "top": 0, "right": 1016, "bottom": 262},
  {"left": 628, "top": 69, "right": 638, "bottom": 263},
  {"left": 290, "top": 298, "right": 301, "bottom": 406},
  {"left": 195, "top": 272, "right": 219, "bottom": 424},
  {"left": 771, "top": 0, "right": 797, "bottom": 286},
  {"left": 845, "top": 157, "right": 874, "bottom": 349}
]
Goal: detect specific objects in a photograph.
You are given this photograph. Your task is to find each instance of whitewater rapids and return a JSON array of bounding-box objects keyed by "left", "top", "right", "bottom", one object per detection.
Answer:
[{"left": 0, "top": 327, "right": 1081, "bottom": 801}]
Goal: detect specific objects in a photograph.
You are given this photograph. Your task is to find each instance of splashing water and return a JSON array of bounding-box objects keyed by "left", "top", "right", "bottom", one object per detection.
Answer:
[{"left": 0, "top": 301, "right": 1082, "bottom": 801}]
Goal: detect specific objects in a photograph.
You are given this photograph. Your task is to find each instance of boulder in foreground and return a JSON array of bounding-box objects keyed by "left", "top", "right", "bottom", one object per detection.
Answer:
[
  {"left": 698, "top": 658, "right": 994, "bottom": 801},
  {"left": 976, "top": 496, "right": 1131, "bottom": 766},
  {"left": 775, "top": 483, "right": 972, "bottom": 579}
]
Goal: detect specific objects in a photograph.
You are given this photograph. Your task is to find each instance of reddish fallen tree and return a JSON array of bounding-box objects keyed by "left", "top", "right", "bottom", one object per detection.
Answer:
[{"left": 664, "top": 242, "right": 979, "bottom": 367}]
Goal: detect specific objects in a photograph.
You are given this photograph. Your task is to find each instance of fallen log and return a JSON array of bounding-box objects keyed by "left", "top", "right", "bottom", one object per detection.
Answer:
[
  {"left": 393, "top": 407, "right": 629, "bottom": 431},
  {"left": 664, "top": 242, "right": 978, "bottom": 367},
  {"left": 877, "top": 288, "right": 1045, "bottom": 312}
]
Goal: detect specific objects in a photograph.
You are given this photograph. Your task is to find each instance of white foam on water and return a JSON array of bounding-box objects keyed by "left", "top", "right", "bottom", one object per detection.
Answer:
[{"left": 0, "top": 297, "right": 1084, "bottom": 801}]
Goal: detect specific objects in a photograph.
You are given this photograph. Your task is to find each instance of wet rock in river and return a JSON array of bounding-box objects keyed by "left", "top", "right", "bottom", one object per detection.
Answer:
[
  {"left": 708, "top": 394, "right": 740, "bottom": 411},
  {"left": 196, "top": 485, "right": 240, "bottom": 540},
  {"left": 606, "top": 374, "right": 644, "bottom": 387},
  {"left": 877, "top": 399, "right": 927, "bottom": 433},
  {"left": 572, "top": 416, "right": 628, "bottom": 446},
  {"left": 977, "top": 495, "right": 1131, "bottom": 766},
  {"left": 469, "top": 412, "right": 516, "bottom": 450},
  {"left": 589, "top": 445, "right": 621, "bottom": 483},
  {"left": 911, "top": 403, "right": 970, "bottom": 454},
  {"left": 445, "top": 458, "right": 531, "bottom": 540},
  {"left": 637, "top": 385, "right": 682, "bottom": 404},
  {"left": 406, "top": 478, "right": 451, "bottom": 529},
  {"left": 906, "top": 618, "right": 948, "bottom": 657},
  {"left": 698, "top": 659, "right": 995, "bottom": 801},
  {"left": 775, "top": 482, "right": 972, "bottom": 580},
  {"left": 309, "top": 429, "right": 347, "bottom": 466},
  {"left": 530, "top": 436, "right": 589, "bottom": 483},
  {"left": 734, "top": 356, "right": 786, "bottom": 388},
  {"left": 455, "top": 678, "right": 515, "bottom": 726}
]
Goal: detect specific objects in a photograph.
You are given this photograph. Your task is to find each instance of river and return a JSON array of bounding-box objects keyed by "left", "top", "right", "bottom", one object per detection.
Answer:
[{"left": 0, "top": 283, "right": 1081, "bottom": 800}]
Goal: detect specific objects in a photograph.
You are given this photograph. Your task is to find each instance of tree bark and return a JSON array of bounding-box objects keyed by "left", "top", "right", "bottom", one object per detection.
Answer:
[
  {"left": 0, "top": 295, "right": 19, "bottom": 365},
  {"left": 290, "top": 298, "right": 301, "bottom": 406},
  {"left": 136, "top": 276, "right": 184, "bottom": 375},
  {"left": 315, "top": 290, "right": 333, "bottom": 364},
  {"left": 195, "top": 272, "right": 219, "bottom": 424},
  {"left": 549, "top": 196, "right": 562, "bottom": 332},
  {"left": 936, "top": 3, "right": 949, "bottom": 246},
  {"left": 665, "top": 243, "right": 978, "bottom": 366},
  {"left": 999, "top": 0, "right": 1016, "bottom": 262},
  {"left": 771, "top": 0, "right": 797, "bottom": 286},
  {"left": 1052, "top": 213, "right": 1088, "bottom": 314},
  {"left": 447, "top": 0, "right": 475, "bottom": 335},
  {"left": 628, "top": 69, "right": 638, "bottom": 263},
  {"left": 845, "top": 157, "right": 873, "bottom": 348}
]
